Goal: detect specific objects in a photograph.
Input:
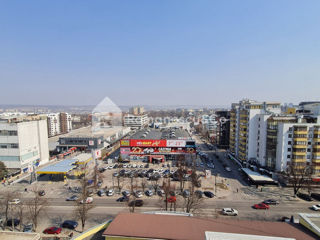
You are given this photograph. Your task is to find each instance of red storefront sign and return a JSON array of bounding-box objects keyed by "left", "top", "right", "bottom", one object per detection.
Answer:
[{"left": 130, "top": 139, "right": 167, "bottom": 147}]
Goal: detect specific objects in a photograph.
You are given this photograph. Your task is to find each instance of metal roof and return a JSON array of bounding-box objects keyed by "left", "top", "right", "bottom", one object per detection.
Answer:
[{"left": 36, "top": 159, "right": 77, "bottom": 174}]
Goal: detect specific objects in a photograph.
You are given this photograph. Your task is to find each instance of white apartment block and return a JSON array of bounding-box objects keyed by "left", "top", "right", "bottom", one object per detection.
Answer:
[
  {"left": 123, "top": 114, "right": 148, "bottom": 129},
  {"left": 0, "top": 116, "right": 49, "bottom": 171},
  {"left": 47, "top": 113, "right": 61, "bottom": 137},
  {"left": 229, "top": 100, "right": 281, "bottom": 164}
]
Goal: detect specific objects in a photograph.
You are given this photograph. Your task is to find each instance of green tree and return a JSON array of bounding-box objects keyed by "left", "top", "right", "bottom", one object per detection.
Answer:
[{"left": 0, "top": 161, "right": 7, "bottom": 180}]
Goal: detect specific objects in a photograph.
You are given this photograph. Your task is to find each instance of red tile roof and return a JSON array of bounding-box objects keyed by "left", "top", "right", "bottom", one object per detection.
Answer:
[{"left": 103, "top": 213, "right": 317, "bottom": 240}]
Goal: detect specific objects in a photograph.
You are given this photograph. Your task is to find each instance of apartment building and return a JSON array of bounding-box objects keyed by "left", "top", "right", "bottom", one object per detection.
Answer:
[
  {"left": 0, "top": 115, "right": 49, "bottom": 171},
  {"left": 130, "top": 106, "right": 145, "bottom": 115},
  {"left": 47, "top": 112, "right": 72, "bottom": 137},
  {"left": 123, "top": 114, "right": 149, "bottom": 129},
  {"left": 229, "top": 100, "right": 281, "bottom": 164}
]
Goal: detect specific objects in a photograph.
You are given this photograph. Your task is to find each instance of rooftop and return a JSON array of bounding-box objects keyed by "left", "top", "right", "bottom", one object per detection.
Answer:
[
  {"left": 129, "top": 128, "right": 191, "bottom": 140},
  {"left": 56, "top": 126, "right": 126, "bottom": 139},
  {"left": 103, "top": 213, "right": 317, "bottom": 240}
]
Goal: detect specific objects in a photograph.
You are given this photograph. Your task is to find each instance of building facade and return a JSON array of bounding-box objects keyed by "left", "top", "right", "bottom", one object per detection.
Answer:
[
  {"left": 123, "top": 114, "right": 149, "bottom": 129},
  {"left": 47, "top": 112, "right": 72, "bottom": 137},
  {"left": 0, "top": 116, "right": 49, "bottom": 172},
  {"left": 60, "top": 112, "right": 72, "bottom": 134}
]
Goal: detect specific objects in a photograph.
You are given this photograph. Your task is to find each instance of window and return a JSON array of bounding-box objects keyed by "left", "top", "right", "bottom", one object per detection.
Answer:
[
  {"left": 307, "top": 148, "right": 311, "bottom": 152},
  {"left": 288, "top": 141, "right": 292, "bottom": 145},
  {"left": 287, "top": 155, "right": 291, "bottom": 159},
  {"left": 288, "top": 148, "right": 291, "bottom": 152},
  {"left": 288, "top": 134, "right": 292, "bottom": 138}
]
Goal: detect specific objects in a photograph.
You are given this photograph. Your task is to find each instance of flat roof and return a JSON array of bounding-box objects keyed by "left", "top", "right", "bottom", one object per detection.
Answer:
[
  {"left": 36, "top": 158, "right": 77, "bottom": 174},
  {"left": 103, "top": 213, "right": 316, "bottom": 240},
  {"left": 129, "top": 128, "right": 192, "bottom": 140},
  {"left": 74, "top": 153, "right": 92, "bottom": 164},
  {"left": 205, "top": 231, "right": 295, "bottom": 240},
  {"left": 242, "top": 168, "right": 275, "bottom": 183}
]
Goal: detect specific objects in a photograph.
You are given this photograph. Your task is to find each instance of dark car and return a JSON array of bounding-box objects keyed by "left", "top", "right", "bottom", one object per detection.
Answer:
[
  {"left": 38, "top": 190, "right": 45, "bottom": 196},
  {"left": 66, "top": 195, "right": 78, "bottom": 201},
  {"left": 23, "top": 223, "right": 33, "bottom": 232},
  {"left": 43, "top": 227, "right": 62, "bottom": 234},
  {"left": 116, "top": 196, "right": 129, "bottom": 202},
  {"left": 129, "top": 200, "right": 144, "bottom": 207},
  {"left": 311, "top": 193, "right": 320, "bottom": 201},
  {"left": 203, "top": 191, "right": 214, "bottom": 198},
  {"left": 62, "top": 220, "right": 78, "bottom": 230},
  {"left": 297, "top": 193, "right": 313, "bottom": 202},
  {"left": 263, "top": 199, "right": 279, "bottom": 205},
  {"left": 7, "top": 218, "right": 20, "bottom": 227},
  {"left": 195, "top": 190, "right": 203, "bottom": 198}
]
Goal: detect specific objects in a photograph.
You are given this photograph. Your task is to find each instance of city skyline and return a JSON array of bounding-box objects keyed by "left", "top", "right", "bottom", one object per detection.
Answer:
[{"left": 1, "top": 1, "right": 320, "bottom": 106}]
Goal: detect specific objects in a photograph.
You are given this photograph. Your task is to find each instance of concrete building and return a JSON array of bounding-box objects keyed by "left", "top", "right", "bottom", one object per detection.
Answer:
[
  {"left": 59, "top": 112, "right": 72, "bottom": 134},
  {"left": 47, "top": 113, "right": 61, "bottom": 137},
  {"left": 229, "top": 100, "right": 281, "bottom": 164},
  {"left": 130, "top": 106, "right": 145, "bottom": 115},
  {"left": 123, "top": 114, "right": 149, "bottom": 129},
  {"left": 0, "top": 115, "right": 49, "bottom": 172}
]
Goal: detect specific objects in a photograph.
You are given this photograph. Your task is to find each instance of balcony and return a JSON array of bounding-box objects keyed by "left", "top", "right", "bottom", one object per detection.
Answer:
[
  {"left": 294, "top": 130, "right": 308, "bottom": 135},
  {"left": 312, "top": 159, "right": 320, "bottom": 163},
  {"left": 292, "top": 144, "right": 307, "bottom": 148},
  {"left": 293, "top": 137, "right": 308, "bottom": 142},
  {"left": 292, "top": 152, "right": 306, "bottom": 156},
  {"left": 291, "top": 159, "right": 306, "bottom": 163}
]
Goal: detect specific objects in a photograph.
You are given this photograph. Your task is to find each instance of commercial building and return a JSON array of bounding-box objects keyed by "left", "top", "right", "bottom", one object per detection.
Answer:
[
  {"left": 0, "top": 115, "right": 49, "bottom": 172},
  {"left": 120, "top": 128, "right": 196, "bottom": 162},
  {"left": 123, "top": 114, "right": 149, "bottom": 129}
]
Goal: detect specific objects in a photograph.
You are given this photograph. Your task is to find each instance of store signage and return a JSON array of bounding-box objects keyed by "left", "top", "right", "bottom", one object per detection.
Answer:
[
  {"left": 167, "top": 140, "right": 186, "bottom": 147},
  {"left": 130, "top": 139, "right": 167, "bottom": 147},
  {"left": 89, "top": 140, "right": 94, "bottom": 146},
  {"left": 120, "top": 139, "right": 130, "bottom": 146},
  {"left": 120, "top": 147, "right": 131, "bottom": 154}
]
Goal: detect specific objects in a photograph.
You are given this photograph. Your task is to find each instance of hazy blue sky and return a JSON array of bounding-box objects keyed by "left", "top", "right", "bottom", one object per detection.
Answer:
[{"left": 0, "top": 1, "right": 319, "bottom": 107}]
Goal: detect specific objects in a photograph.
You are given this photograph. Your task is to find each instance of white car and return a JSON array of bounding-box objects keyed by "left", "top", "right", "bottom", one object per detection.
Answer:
[
  {"left": 80, "top": 197, "right": 93, "bottom": 204},
  {"left": 312, "top": 204, "right": 320, "bottom": 211},
  {"left": 123, "top": 164, "right": 127, "bottom": 168},
  {"left": 222, "top": 208, "right": 238, "bottom": 216},
  {"left": 107, "top": 189, "right": 114, "bottom": 196},
  {"left": 132, "top": 164, "right": 137, "bottom": 168},
  {"left": 134, "top": 191, "right": 143, "bottom": 198},
  {"left": 9, "top": 199, "right": 21, "bottom": 205},
  {"left": 225, "top": 167, "right": 232, "bottom": 172}
]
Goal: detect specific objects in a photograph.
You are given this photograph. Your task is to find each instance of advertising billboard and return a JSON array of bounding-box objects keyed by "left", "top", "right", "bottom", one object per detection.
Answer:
[
  {"left": 130, "top": 139, "right": 167, "bottom": 147},
  {"left": 167, "top": 140, "right": 186, "bottom": 147},
  {"left": 120, "top": 147, "right": 131, "bottom": 154}
]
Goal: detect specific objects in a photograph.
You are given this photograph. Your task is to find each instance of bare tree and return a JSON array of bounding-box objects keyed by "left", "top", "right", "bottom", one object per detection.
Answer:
[
  {"left": 286, "top": 162, "right": 312, "bottom": 196},
  {"left": 140, "top": 178, "right": 147, "bottom": 193},
  {"left": 16, "top": 203, "right": 24, "bottom": 232},
  {"left": 26, "top": 188, "right": 48, "bottom": 231},
  {"left": 127, "top": 176, "right": 138, "bottom": 213},
  {"left": 161, "top": 178, "right": 176, "bottom": 211},
  {"left": 75, "top": 173, "right": 94, "bottom": 232},
  {"left": 0, "top": 191, "right": 19, "bottom": 230},
  {"left": 116, "top": 175, "right": 124, "bottom": 194}
]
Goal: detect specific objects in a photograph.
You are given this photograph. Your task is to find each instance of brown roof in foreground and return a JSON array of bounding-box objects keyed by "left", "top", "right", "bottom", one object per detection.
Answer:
[{"left": 103, "top": 213, "right": 317, "bottom": 240}]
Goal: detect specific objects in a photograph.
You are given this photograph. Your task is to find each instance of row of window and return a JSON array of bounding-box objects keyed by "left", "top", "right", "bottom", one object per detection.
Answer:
[
  {"left": 0, "top": 143, "right": 19, "bottom": 149},
  {"left": 0, "top": 130, "right": 18, "bottom": 136}
]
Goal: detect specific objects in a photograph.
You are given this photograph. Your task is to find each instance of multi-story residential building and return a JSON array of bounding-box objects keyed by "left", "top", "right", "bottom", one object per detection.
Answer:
[
  {"left": 215, "top": 110, "right": 230, "bottom": 149},
  {"left": 123, "top": 114, "right": 148, "bottom": 129},
  {"left": 0, "top": 115, "right": 49, "bottom": 171},
  {"left": 47, "top": 113, "right": 61, "bottom": 137},
  {"left": 229, "top": 99, "right": 281, "bottom": 164},
  {"left": 130, "top": 106, "right": 145, "bottom": 115},
  {"left": 60, "top": 112, "right": 72, "bottom": 134},
  {"left": 47, "top": 112, "right": 73, "bottom": 137}
]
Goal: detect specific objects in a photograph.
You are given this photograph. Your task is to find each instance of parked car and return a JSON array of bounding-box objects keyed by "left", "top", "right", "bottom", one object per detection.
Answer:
[
  {"left": 7, "top": 218, "right": 20, "bottom": 227},
  {"left": 43, "top": 227, "right": 62, "bottom": 234},
  {"left": 134, "top": 190, "right": 143, "bottom": 198},
  {"left": 157, "top": 189, "right": 165, "bottom": 197},
  {"left": 253, "top": 203, "right": 270, "bottom": 209},
  {"left": 80, "top": 197, "right": 93, "bottom": 204},
  {"left": 222, "top": 208, "right": 238, "bottom": 216},
  {"left": 311, "top": 193, "right": 320, "bottom": 201},
  {"left": 263, "top": 199, "right": 279, "bottom": 205},
  {"left": 129, "top": 200, "right": 144, "bottom": 207},
  {"left": 8, "top": 199, "right": 20, "bottom": 205},
  {"left": 116, "top": 196, "right": 129, "bottom": 202},
  {"left": 297, "top": 193, "right": 313, "bottom": 202},
  {"left": 113, "top": 172, "right": 119, "bottom": 177},
  {"left": 311, "top": 204, "right": 320, "bottom": 211},
  {"left": 97, "top": 181, "right": 102, "bottom": 187},
  {"left": 97, "top": 189, "right": 106, "bottom": 197},
  {"left": 145, "top": 189, "right": 153, "bottom": 197},
  {"left": 195, "top": 190, "right": 203, "bottom": 198},
  {"left": 225, "top": 167, "right": 231, "bottom": 172},
  {"left": 183, "top": 190, "right": 190, "bottom": 198},
  {"left": 203, "top": 191, "right": 214, "bottom": 198},
  {"left": 66, "top": 195, "right": 78, "bottom": 201},
  {"left": 62, "top": 220, "right": 78, "bottom": 229},
  {"left": 23, "top": 223, "right": 33, "bottom": 232},
  {"left": 122, "top": 190, "right": 131, "bottom": 197},
  {"left": 38, "top": 190, "right": 45, "bottom": 196},
  {"left": 107, "top": 189, "right": 114, "bottom": 196}
]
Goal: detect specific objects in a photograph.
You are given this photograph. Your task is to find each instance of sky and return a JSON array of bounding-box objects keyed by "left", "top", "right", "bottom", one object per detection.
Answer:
[{"left": 0, "top": 0, "right": 319, "bottom": 107}]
